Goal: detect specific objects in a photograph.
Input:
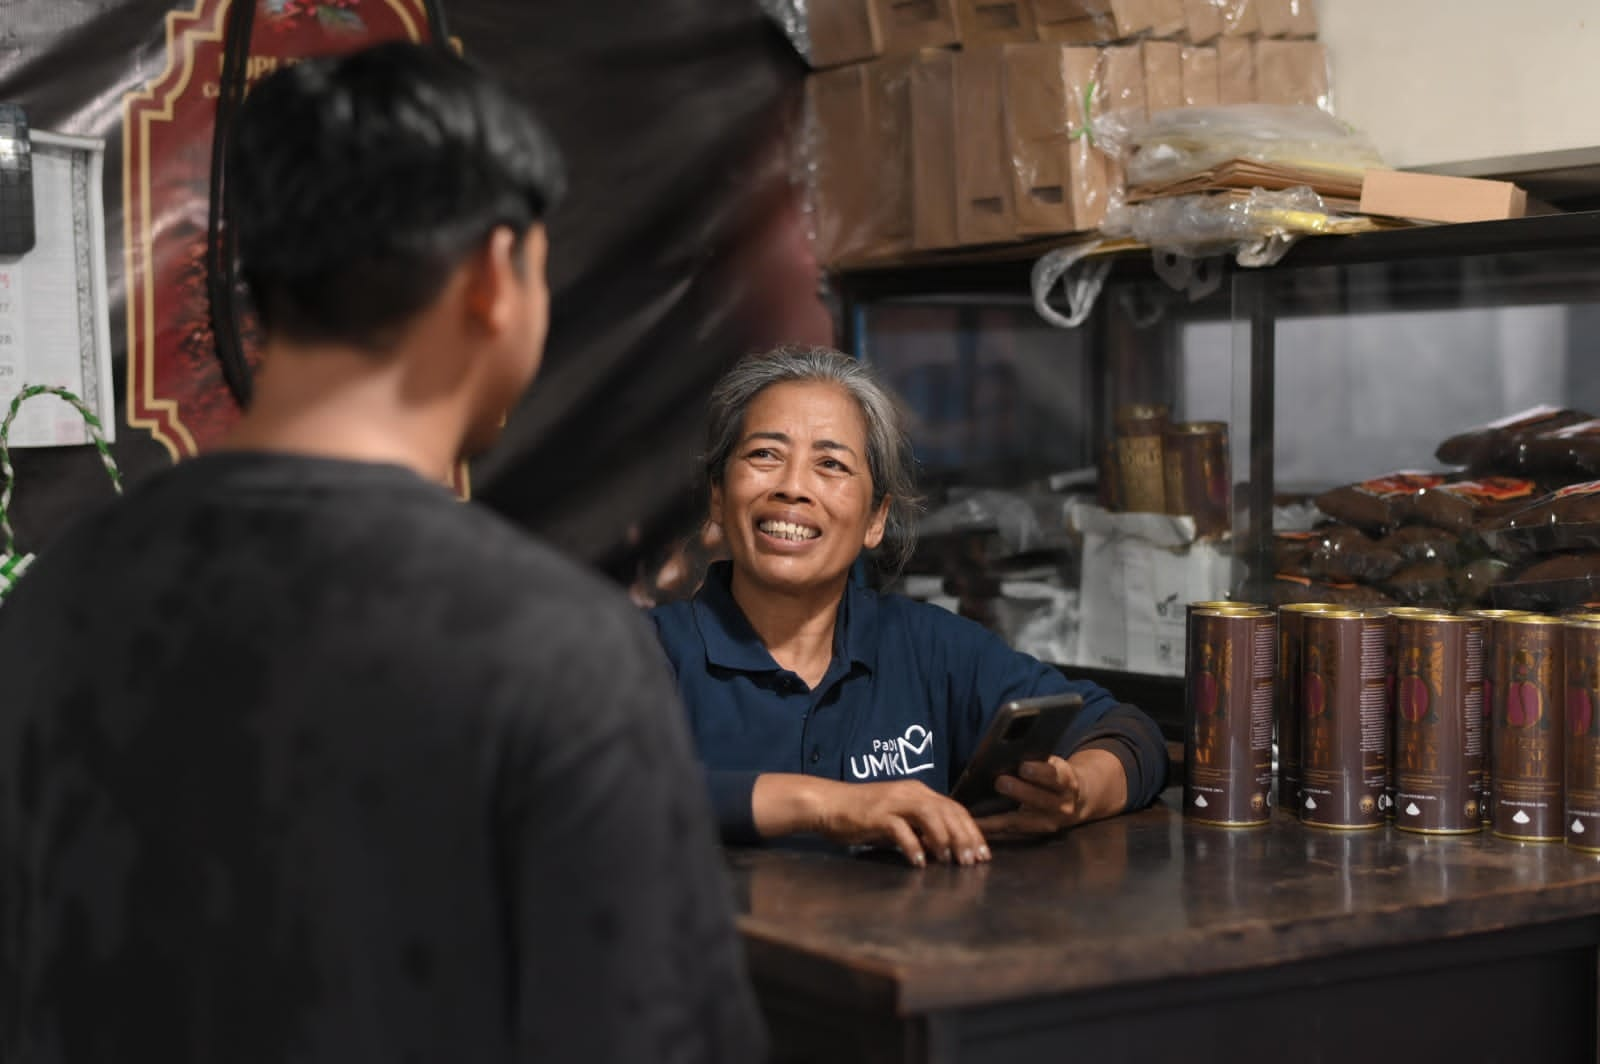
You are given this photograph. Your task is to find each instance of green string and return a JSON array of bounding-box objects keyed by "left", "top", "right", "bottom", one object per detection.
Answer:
[
  {"left": 0, "top": 385, "right": 124, "bottom": 596},
  {"left": 1068, "top": 79, "right": 1099, "bottom": 146}
]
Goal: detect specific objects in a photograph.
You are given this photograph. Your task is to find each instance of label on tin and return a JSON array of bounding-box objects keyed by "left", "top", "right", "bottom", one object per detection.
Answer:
[
  {"left": 1565, "top": 629, "right": 1600, "bottom": 847},
  {"left": 1494, "top": 625, "right": 1564, "bottom": 839},
  {"left": 1185, "top": 612, "right": 1274, "bottom": 825},
  {"left": 1395, "top": 619, "right": 1484, "bottom": 833},
  {"left": 1301, "top": 615, "right": 1388, "bottom": 828}
]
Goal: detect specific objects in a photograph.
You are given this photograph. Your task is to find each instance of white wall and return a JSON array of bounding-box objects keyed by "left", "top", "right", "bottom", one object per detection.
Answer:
[{"left": 1319, "top": 0, "right": 1600, "bottom": 169}]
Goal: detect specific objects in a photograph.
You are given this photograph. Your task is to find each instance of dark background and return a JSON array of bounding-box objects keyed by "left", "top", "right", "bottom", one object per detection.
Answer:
[{"left": 0, "top": 0, "right": 831, "bottom": 592}]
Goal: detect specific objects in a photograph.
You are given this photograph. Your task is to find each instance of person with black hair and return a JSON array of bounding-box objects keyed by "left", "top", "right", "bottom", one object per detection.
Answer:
[{"left": 0, "top": 42, "right": 764, "bottom": 1064}]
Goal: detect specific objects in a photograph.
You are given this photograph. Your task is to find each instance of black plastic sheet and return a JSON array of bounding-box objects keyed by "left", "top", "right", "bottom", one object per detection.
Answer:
[{"left": 0, "top": 0, "right": 828, "bottom": 590}]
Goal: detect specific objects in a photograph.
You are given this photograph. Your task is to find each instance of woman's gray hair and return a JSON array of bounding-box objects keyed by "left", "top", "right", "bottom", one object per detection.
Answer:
[{"left": 704, "top": 345, "right": 923, "bottom": 577}]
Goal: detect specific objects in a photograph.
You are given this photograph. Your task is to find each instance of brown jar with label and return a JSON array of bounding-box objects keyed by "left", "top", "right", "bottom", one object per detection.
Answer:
[
  {"left": 1277, "top": 603, "right": 1340, "bottom": 813},
  {"left": 1164, "top": 421, "right": 1232, "bottom": 537},
  {"left": 1115, "top": 403, "right": 1169, "bottom": 514},
  {"left": 1462, "top": 608, "right": 1534, "bottom": 825}
]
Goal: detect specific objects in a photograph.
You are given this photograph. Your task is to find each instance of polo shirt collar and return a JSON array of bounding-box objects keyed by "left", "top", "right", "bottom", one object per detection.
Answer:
[{"left": 692, "top": 561, "right": 879, "bottom": 675}]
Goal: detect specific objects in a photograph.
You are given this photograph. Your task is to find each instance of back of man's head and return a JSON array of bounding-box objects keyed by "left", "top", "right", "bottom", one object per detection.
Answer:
[{"left": 228, "top": 42, "right": 566, "bottom": 353}]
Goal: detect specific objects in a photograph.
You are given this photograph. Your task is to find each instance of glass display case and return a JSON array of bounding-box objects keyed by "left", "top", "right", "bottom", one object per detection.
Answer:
[{"left": 837, "top": 211, "right": 1600, "bottom": 733}]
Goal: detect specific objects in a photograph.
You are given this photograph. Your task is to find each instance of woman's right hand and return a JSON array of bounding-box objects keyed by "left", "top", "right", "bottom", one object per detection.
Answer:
[{"left": 753, "top": 774, "right": 990, "bottom": 867}]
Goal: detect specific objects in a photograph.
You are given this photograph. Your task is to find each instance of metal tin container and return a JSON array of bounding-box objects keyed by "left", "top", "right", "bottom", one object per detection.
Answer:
[
  {"left": 1492, "top": 614, "right": 1566, "bottom": 841},
  {"left": 1184, "top": 606, "right": 1277, "bottom": 826},
  {"left": 1564, "top": 620, "right": 1600, "bottom": 853},
  {"left": 1277, "top": 603, "right": 1340, "bottom": 813},
  {"left": 1385, "top": 607, "right": 1441, "bottom": 817},
  {"left": 1163, "top": 421, "right": 1231, "bottom": 536},
  {"left": 1115, "top": 403, "right": 1169, "bottom": 514},
  {"left": 1392, "top": 611, "right": 1485, "bottom": 834},
  {"left": 1299, "top": 608, "right": 1390, "bottom": 830},
  {"left": 1462, "top": 608, "right": 1534, "bottom": 825}
]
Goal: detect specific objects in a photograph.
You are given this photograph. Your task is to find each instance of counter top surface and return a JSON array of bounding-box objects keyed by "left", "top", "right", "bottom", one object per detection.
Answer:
[{"left": 728, "top": 790, "right": 1600, "bottom": 1013}]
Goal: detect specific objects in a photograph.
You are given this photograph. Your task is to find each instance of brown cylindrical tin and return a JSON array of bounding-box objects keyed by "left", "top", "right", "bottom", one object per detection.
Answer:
[
  {"left": 1563, "top": 621, "right": 1600, "bottom": 852},
  {"left": 1115, "top": 403, "right": 1169, "bottom": 514},
  {"left": 1277, "top": 603, "right": 1340, "bottom": 813},
  {"left": 1392, "top": 612, "right": 1484, "bottom": 834},
  {"left": 1163, "top": 421, "right": 1232, "bottom": 536},
  {"left": 1383, "top": 608, "right": 1436, "bottom": 818},
  {"left": 1462, "top": 609, "right": 1534, "bottom": 826},
  {"left": 1184, "top": 606, "right": 1277, "bottom": 826},
  {"left": 1492, "top": 614, "right": 1566, "bottom": 841},
  {"left": 1300, "top": 608, "right": 1390, "bottom": 830}
]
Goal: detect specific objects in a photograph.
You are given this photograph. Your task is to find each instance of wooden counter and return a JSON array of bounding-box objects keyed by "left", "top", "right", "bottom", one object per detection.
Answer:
[{"left": 729, "top": 790, "right": 1600, "bottom": 1062}]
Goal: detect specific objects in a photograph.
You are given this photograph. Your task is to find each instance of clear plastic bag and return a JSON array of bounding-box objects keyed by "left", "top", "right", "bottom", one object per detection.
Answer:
[
  {"left": 1099, "top": 185, "right": 1345, "bottom": 265},
  {"left": 1093, "top": 104, "right": 1381, "bottom": 190}
]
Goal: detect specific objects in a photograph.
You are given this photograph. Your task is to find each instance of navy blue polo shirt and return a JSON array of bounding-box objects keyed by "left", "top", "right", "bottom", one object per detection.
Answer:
[{"left": 649, "top": 562, "right": 1165, "bottom": 843}]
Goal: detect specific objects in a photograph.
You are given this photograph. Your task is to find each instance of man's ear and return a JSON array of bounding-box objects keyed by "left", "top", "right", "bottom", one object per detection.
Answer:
[
  {"left": 863, "top": 495, "right": 889, "bottom": 550},
  {"left": 463, "top": 227, "right": 522, "bottom": 337}
]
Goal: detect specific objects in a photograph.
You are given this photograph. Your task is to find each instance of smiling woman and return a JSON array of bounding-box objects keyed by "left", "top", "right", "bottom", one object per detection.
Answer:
[{"left": 650, "top": 347, "right": 1170, "bottom": 867}]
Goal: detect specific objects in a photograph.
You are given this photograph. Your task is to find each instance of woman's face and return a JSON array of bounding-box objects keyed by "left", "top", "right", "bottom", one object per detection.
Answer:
[{"left": 712, "top": 380, "right": 888, "bottom": 598}]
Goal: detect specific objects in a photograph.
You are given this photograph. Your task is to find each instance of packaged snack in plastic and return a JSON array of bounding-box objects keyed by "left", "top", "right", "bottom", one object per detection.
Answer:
[
  {"left": 1483, "top": 480, "right": 1600, "bottom": 557},
  {"left": 1380, "top": 525, "right": 1461, "bottom": 568},
  {"left": 1314, "top": 471, "right": 1448, "bottom": 533},
  {"left": 1519, "top": 418, "right": 1600, "bottom": 480},
  {"left": 806, "top": 56, "right": 916, "bottom": 265},
  {"left": 1385, "top": 562, "right": 1454, "bottom": 607},
  {"left": 1434, "top": 405, "right": 1592, "bottom": 470},
  {"left": 1308, "top": 525, "right": 1402, "bottom": 583},
  {"left": 1099, "top": 186, "right": 1355, "bottom": 265},
  {"left": 1274, "top": 530, "right": 1318, "bottom": 574},
  {"left": 1489, "top": 553, "right": 1600, "bottom": 613},
  {"left": 1272, "top": 573, "right": 1395, "bottom": 608},
  {"left": 1453, "top": 557, "right": 1514, "bottom": 607},
  {"left": 1400, "top": 476, "right": 1539, "bottom": 534}
]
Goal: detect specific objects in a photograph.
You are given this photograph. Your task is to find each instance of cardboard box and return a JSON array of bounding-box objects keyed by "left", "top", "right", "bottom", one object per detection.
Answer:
[
  {"left": 1257, "top": 0, "right": 1317, "bottom": 38},
  {"left": 1217, "top": 35, "right": 1254, "bottom": 103},
  {"left": 1180, "top": 44, "right": 1219, "bottom": 107},
  {"left": 1002, "top": 43, "right": 1107, "bottom": 235},
  {"left": 1142, "top": 39, "right": 1184, "bottom": 115},
  {"left": 1183, "top": 0, "right": 1222, "bottom": 42},
  {"left": 807, "top": 58, "right": 916, "bottom": 265},
  {"left": 1146, "top": 0, "right": 1186, "bottom": 37},
  {"left": 1032, "top": 0, "right": 1149, "bottom": 43},
  {"left": 874, "top": 0, "right": 962, "bottom": 53},
  {"left": 1254, "top": 39, "right": 1328, "bottom": 108},
  {"left": 953, "top": 47, "right": 1018, "bottom": 245},
  {"left": 910, "top": 50, "right": 961, "bottom": 249},
  {"left": 1218, "top": 0, "right": 1258, "bottom": 36},
  {"left": 1359, "top": 169, "right": 1528, "bottom": 225},
  {"left": 1100, "top": 42, "right": 1149, "bottom": 123},
  {"left": 810, "top": 0, "right": 884, "bottom": 69},
  {"left": 957, "top": 0, "right": 1037, "bottom": 45}
]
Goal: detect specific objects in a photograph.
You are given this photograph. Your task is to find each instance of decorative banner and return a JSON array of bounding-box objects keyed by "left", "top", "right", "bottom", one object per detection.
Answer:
[{"left": 122, "top": 0, "right": 453, "bottom": 476}]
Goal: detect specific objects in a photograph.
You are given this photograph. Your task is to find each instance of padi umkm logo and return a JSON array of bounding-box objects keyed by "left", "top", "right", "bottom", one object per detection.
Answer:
[{"left": 849, "top": 725, "right": 936, "bottom": 780}]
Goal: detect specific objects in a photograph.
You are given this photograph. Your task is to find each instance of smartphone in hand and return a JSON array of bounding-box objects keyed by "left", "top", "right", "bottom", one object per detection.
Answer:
[{"left": 949, "top": 693, "right": 1085, "bottom": 818}]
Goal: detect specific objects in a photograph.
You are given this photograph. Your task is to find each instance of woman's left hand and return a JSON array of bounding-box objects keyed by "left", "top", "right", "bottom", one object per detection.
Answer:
[{"left": 975, "top": 749, "right": 1128, "bottom": 839}]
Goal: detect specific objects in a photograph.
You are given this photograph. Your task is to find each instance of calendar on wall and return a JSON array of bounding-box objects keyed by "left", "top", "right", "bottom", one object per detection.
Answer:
[{"left": 0, "top": 129, "right": 115, "bottom": 448}]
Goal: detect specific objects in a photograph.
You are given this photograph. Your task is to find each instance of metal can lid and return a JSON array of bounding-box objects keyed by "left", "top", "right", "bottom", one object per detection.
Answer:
[
  {"left": 1189, "top": 599, "right": 1264, "bottom": 611},
  {"left": 1191, "top": 606, "right": 1273, "bottom": 619},
  {"left": 1501, "top": 613, "right": 1566, "bottom": 627},
  {"left": 1391, "top": 609, "right": 1467, "bottom": 623},
  {"left": 1306, "top": 607, "right": 1387, "bottom": 619},
  {"left": 1561, "top": 610, "right": 1600, "bottom": 624},
  {"left": 1386, "top": 606, "right": 1442, "bottom": 616},
  {"left": 1279, "top": 602, "right": 1343, "bottom": 614},
  {"left": 1166, "top": 421, "right": 1228, "bottom": 436},
  {"left": 1461, "top": 609, "right": 1536, "bottom": 620}
]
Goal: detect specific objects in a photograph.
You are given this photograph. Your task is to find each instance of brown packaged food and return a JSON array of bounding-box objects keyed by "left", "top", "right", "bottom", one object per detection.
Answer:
[
  {"left": 809, "top": 0, "right": 883, "bottom": 68},
  {"left": 808, "top": 58, "right": 916, "bottom": 266},
  {"left": 1402, "top": 477, "right": 1539, "bottom": 534},
  {"left": 1435, "top": 405, "right": 1592, "bottom": 470},
  {"left": 1033, "top": 0, "right": 1150, "bottom": 43},
  {"left": 1183, "top": 0, "right": 1222, "bottom": 40},
  {"left": 1256, "top": 0, "right": 1317, "bottom": 38},
  {"left": 1142, "top": 39, "right": 1185, "bottom": 115},
  {"left": 1490, "top": 552, "right": 1600, "bottom": 614},
  {"left": 1454, "top": 558, "right": 1514, "bottom": 607},
  {"left": 875, "top": 0, "right": 961, "bottom": 52},
  {"left": 1485, "top": 480, "right": 1600, "bottom": 558},
  {"left": 1273, "top": 574, "right": 1396, "bottom": 609},
  {"left": 910, "top": 50, "right": 961, "bottom": 251},
  {"left": 1308, "top": 525, "right": 1403, "bottom": 584},
  {"left": 1380, "top": 526, "right": 1461, "bottom": 568},
  {"left": 1385, "top": 562, "right": 1455, "bottom": 608},
  {"left": 1217, "top": 0, "right": 1258, "bottom": 34},
  {"left": 1315, "top": 472, "right": 1448, "bottom": 533},
  {"left": 1521, "top": 418, "right": 1600, "bottom": 480},
  {"left": 1180, "top": 45, "right": 1220, "bottom": 108},
  {"left": 1274, "top": 530, "right": 1318, "bottom": 575},
  {"left": 1002, "top": 43, "right": 1106, "bottom": 236}
]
